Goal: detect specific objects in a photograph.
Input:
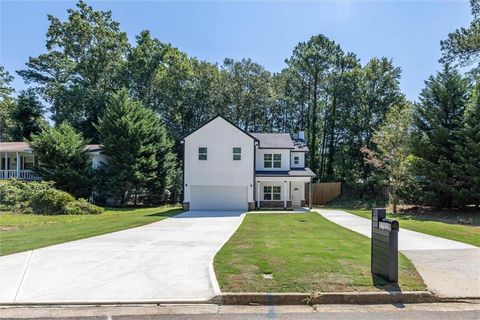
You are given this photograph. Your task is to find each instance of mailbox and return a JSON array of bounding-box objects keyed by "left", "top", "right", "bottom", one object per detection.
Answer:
[{"left": 371, "top": 208, "right": 399, "bottom": 283}]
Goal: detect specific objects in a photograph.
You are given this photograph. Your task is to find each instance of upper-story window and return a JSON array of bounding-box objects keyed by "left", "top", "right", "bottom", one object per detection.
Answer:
[
  {"left": 264, "top": 154, "right": 281, "bottom": 168},
  {"left": 294, "top": 156, "right": 299, "bottom": 165},
  {"left": 198, "top": 147, "right": 207, "bottom": 160},
  {"left": 233, "top": 147, "right": 241, "bottom": 160}
]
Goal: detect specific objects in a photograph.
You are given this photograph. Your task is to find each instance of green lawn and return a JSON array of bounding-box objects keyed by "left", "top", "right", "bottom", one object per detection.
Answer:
[
  {"left": 214, "top": 212, "right": 425, "bottom": 293},
  {"left": 334, "top": 208, "right": 479, "bottom": 247},
  {"left": 0, "top": 206, "right": 182, "bottom": 256}
]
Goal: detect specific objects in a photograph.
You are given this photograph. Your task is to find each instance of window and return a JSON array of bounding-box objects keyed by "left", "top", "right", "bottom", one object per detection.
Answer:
[
  {"left": 198, "top": 147, "right": 207, "bottom": 160},
  {"left": 273, "top": 154, "right": 281, "bottom": 168},
  {"left": 294, "top": 156, "right": 299, "bottom": 165},
  {"left": 233, "top": 147, "right": 241, "bottom": 160},
  {"left": 264, "top": 154, "right": 272, "bottom": 168},
  {"left": 264, "top": 186, "right": 281, "bottom": 200},
  {"left": 23, "top": 157, "right": 34, "bottom": 170},
  {"left": 264, "top": 154, "right": 281, "bottom": 168}
]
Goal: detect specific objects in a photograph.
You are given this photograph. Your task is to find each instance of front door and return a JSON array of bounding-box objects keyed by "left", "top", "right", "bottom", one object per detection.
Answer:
[{"left": 292, "top": 187, "right": 301, "bottom": 207}]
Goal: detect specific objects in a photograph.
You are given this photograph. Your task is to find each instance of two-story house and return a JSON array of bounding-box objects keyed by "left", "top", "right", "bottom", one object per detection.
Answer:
[{"left": 182, "top": 115, "right": 316, "bottom": 211}]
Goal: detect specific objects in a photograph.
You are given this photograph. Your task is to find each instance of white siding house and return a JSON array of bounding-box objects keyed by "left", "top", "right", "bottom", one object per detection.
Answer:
[
  {"left": 182, "top": 116, "right": 256, "bottom": 211},
  {"left": 0, "top": 142, "right": 105, "bottom": 181},
  {"left": 182, "top": 116, "right": 315, "bottom": 211}
]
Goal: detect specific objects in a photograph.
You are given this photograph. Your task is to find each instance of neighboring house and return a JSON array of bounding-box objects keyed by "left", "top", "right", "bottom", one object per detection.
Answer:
[
  {"left": 182, "top": 115, "right": 316, "bottom": 211},
  {"left": 0, "top": 142, "right": 106, "bottom": 181}
]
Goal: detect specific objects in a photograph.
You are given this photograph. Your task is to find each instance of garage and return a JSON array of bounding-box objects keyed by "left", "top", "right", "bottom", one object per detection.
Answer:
[{"left": 190, "top": 185, "right": 248, "bottom": 211}]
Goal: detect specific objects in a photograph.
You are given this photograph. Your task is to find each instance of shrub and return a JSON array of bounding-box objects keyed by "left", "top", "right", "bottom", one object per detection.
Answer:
[
  {"left": 65, "top": 199, "right": 104, "bottom": 215},
  {"left": 0, "top": 179, "right": 104, "bottom": 215},
  {"left": 0, "top": 179, "right": 54, "bottom": 211},
  {"left": 29, "top": 188, "right": 75, "bottom": 215}
]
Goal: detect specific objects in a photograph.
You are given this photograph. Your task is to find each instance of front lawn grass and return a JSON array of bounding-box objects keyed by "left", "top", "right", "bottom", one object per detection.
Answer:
[
  {"left": 0, "top": 206, "right": 182, "bottom": 256},
  {"left": 335, "top": 208, "right": 479, "bottom": 247},
  {"left": 214, "top": 212, "right": 425, "bottom": 292}
]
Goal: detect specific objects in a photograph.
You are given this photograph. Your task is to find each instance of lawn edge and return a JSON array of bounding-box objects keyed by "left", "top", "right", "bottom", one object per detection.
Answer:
[{"left": 215, "top": 291, "right": 438, "bottom": 305}]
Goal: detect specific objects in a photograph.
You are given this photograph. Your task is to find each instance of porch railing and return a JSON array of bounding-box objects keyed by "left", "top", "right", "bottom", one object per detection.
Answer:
[{"left": 0, "top": 170, "right": 42, "bottom": 181}]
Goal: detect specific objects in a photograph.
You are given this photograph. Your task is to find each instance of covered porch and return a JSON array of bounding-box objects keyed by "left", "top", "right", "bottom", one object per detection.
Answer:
[
  {"left": 255, "top": 176, "right": 313, "bottom": 210},
  {"left": 0, "top": 143, "right": 41, "bottom": 181}
]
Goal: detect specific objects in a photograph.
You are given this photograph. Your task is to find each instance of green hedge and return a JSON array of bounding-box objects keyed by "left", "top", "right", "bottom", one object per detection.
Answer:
[{"left": 0, "top": 179, "right": 104, "bottom": 215}]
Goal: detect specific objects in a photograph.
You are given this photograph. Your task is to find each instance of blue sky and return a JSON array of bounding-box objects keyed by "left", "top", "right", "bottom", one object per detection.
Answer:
[{"left": 0, "top": 0, "right": 472, "bottom": 102}]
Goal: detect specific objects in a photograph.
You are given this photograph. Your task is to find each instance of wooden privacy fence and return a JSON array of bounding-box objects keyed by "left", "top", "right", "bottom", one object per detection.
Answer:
[{"left": 305, "top": 182, "right": 342, "bottom": 205}]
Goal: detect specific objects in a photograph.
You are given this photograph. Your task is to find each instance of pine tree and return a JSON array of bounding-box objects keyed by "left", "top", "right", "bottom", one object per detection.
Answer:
[
  {"left": 29, "top": 122, "right": 92, "bottom": 198},
  {"left": 96, "top": 89, "right": 175, "bottom": 205},
  {"left": 454, "top": 80, "right": 480, "bottom": 206},
  {"left": 410, "top": 65, "right": 470, "bottom": 207},
  {"left": 12, "top": 89, "right": 45, "bottom": 140}
]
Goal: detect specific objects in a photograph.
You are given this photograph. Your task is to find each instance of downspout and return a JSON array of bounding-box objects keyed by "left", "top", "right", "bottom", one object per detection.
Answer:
[
  {"left": 182, "top": 140, "right": 185, "bottom": 210},
  {"left": 253, "top": 140, "right": 257, "bottom": 210}
]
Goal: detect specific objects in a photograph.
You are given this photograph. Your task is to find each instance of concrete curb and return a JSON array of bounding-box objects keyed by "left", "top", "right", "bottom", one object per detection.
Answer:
[{"left": 214, "top": 291, "right": 438, "bottom": 305}]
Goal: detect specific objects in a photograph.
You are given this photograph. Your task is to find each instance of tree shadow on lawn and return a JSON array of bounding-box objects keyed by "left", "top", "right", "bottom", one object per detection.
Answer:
[{"left": 146, "top": 208, "right": 184, "bottom": 217}]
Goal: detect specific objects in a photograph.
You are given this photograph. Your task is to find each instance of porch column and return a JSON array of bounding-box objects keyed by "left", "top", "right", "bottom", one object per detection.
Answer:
[
  {"left": 256, "top": 181, "right": 260, "bottom": 209},
  {"left": 4, "top": 152, "right": 7, "bottom": 176},
  {"left": 284, "top": 180, "right": 287, "bottom": 209},
  {"left": 309, "top": 178, "right": 313, "bottom": 209},
  {"left": 16, "top": 152, "right": 20, "bottom": 178}
]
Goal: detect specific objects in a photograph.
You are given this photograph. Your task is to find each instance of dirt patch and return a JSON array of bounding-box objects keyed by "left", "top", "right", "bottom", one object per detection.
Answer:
[{"left": 0, "top": 226, "right": 19, "bottom": 232}]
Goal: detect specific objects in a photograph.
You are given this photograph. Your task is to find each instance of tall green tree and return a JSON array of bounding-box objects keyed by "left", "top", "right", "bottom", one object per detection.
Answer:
[
  {"left": 222, "top": 58, "right": 272, "bottom": 132},
  {"left": 454, "top": 80, "right": 480, "bottom": 206},
  {"left": 286, "top": 35, "right": 342, "bottom": 176},
  {"left": 410, "top": 65, "right": 470, "bottom": 207},
  {"left": 441, "top": 0, "right": 480, "bottom": 71},
  {"left": 11, "top": 89, "right": 45, "bottom": 140},
  {"left": 18, "top": 0, "right": 130, "bottom": 140},
  {"left": 29, "top": 122, "right": 92, "bottom": 198},
  {"left": 0, "top": 65, "right": 15, "bottom": 142},
  {"left": 96, "top": 89, "right": 176, "bottom": 205},
  {"left": 361, "top": 102, "right": 413, "bottom": 213}
]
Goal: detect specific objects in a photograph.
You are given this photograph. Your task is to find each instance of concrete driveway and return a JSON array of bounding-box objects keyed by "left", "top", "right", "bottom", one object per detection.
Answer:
[
  {"left": 0, "top": 211, "right": 246, "bottom": 304},
  {"left": 314, "top": 209, "right": 480, "bottom": 298}
]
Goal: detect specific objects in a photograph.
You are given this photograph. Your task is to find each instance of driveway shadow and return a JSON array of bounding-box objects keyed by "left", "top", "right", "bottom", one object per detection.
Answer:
[{"left": 173, "top": 211, "right": 245, "bottom": 218}]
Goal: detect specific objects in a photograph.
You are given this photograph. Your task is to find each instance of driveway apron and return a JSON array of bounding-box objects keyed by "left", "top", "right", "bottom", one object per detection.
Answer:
[
  {"left": 315, "top": 209, "right": 479, "bottom": 298},
  {"left": 0, "top": 211, "right": 245, "bottom": 303}
]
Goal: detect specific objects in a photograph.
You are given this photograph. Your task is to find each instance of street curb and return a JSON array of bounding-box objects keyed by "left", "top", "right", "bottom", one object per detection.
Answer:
[{"left": 214, "top": 291, "right": 438, "bottom": 305}]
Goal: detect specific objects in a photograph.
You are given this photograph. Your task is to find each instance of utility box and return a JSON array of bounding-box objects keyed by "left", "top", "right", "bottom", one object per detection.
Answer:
[{"left": 371, "top": 208, "right": 399, "bottom": 283}]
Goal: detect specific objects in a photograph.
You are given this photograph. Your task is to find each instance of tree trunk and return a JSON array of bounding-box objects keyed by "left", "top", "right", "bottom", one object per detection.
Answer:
[{"left": 326, "top": 95, "right": 337, "bottom": 180}]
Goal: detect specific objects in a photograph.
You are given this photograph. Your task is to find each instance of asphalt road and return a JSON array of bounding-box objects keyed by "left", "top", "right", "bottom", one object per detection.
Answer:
[{"left": 0, "top": 303, "right": 479, "bottom": 320}]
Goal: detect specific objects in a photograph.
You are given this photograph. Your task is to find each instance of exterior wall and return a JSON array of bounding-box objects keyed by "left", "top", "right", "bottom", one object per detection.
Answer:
[
  {"left": 290, "top": 152, "right": 305, "bottom": 168},
  {"left": 184, "top": 117, "right": 255, "bottom": 203},
  {"left": 90, "top": 152, "right": 108, "bottom": 170},
  {"left": 255, "top": 147, "right": 291, "bottom": 171}
]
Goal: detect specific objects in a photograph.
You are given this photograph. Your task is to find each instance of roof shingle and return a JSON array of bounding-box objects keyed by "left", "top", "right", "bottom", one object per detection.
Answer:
[{"left": 250, "top": 133, "right": 295, "bottom": 149}]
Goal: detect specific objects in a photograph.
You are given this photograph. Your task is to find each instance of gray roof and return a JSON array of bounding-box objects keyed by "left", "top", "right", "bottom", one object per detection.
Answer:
[
  {"left": 250, "top": 133, "right": 295, "bottom": 149},
  {"left": 0, "top": 142, "right": 101, "bottom": 153},
  {"left": 255, "top": 168, "right": 316, "bottom": 178},
  {"left": 292, "top": 139, "right": 309, "bottom": 152}
]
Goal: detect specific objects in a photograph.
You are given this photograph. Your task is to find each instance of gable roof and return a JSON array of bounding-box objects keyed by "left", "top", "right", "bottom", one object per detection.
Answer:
[
  {"left": 250, "top": 133, "right": 294, "bottom": 149},
  {"left": 180, "top": 115, "right": 259, "bottom": 142}
]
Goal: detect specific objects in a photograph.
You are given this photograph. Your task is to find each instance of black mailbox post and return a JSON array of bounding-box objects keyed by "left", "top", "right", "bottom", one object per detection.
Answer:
[{"left": 371, "top": 208, "right": 399, "bottom": 283}]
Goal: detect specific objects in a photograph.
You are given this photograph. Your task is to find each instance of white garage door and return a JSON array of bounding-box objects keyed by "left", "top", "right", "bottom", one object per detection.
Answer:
[{"left": 190, "top": 185, "right": 248, "bottom": 211}]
